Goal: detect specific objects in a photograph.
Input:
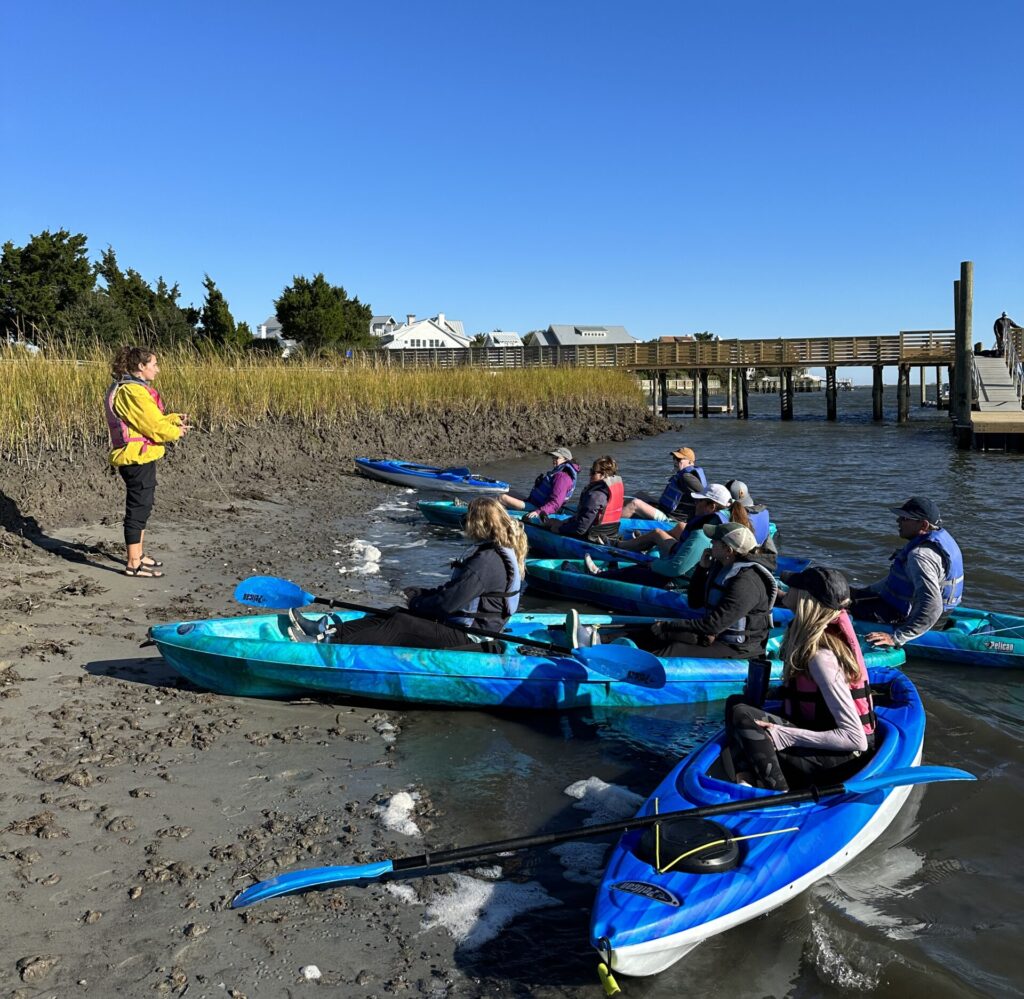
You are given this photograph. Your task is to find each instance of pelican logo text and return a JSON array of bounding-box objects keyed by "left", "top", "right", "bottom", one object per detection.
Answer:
[
  {"left": 242, "top": 593, "right": 267, "bottom": 604},
  {"left": 610, "top": 881, "right": 681, "bottom": 907},
  {"left": 984, "top": 640, "right": 1014, "bottom": 652},
  {"left": 626, "top": 670, "right": 656, "bottom": 687}
]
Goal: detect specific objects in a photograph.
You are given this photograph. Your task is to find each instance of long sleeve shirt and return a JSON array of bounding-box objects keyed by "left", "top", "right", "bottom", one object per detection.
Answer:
[
  {"left": 767, "top": 649, "right": 869, "bottom": 753},
  {"left": 866, "top": 546, "right": 947, "bottom": 644},
  {"left": 109, "top": 383, "right": 184, "bottom": 466},
  {"left": 404, "top": 547, "right": 513, "bottom": 631},
  {"left": 532, "top": 467, "right": 576, "bottom": 517}
]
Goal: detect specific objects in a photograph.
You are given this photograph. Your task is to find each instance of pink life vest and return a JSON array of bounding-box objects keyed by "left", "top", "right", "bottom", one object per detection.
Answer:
[
  {"left": 104, "top": 377, "right": 165, "bottom": 454},
  {"left": 782, "top": 610, "right": 876, "bottom": 736}
]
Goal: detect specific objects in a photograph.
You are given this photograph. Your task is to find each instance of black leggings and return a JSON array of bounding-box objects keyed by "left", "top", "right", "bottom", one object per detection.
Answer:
[
  {"left": 334, "top": 610, "right": 483, "bottom": 651},
  {"left": 624, "top": 626, "right": 750, "bottom": 660},
  {"left": 600, "top": 564, "right": 678, "bottom": 588},
  {"left": 119, "top": 462, "right": 157, "bottom": 546}
]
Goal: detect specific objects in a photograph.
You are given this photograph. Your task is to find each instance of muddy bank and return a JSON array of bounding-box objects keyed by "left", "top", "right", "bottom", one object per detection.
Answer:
[{"left": 1, "top": 403, "right": 666, "bottom": 533}]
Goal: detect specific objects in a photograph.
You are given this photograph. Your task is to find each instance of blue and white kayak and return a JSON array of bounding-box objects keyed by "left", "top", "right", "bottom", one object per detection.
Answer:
[
  {"left": 590, "top": 667, "right": 923, "bottom": 976},
  {"left": 355, "top": 458, "right": 509, "bottom": 495},
  {"left": 526, "top": 558, "right": 811, "bottom": 624},
  {"left": 418, "top": 499, "right": 672, "bottom": 534},
  {"left": 852, "top": 606, "right": 1024, "bottom": 668}
]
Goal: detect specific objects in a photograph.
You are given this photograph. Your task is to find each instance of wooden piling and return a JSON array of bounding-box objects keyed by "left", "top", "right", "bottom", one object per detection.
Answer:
[
  {"left": 691, "top": 369, "right": 700, "bottom": 419},
  {"left": 737, "top": 368, "right": 749, "bottom": 419},
  {"left": 935, "top": 365, "right": 944, "bottom": 409},
  {"left": 918, "top": 366, "right": 926, "bottom": 406},
  {"left": 953, "top": 262, "right": 973, "bottom": 435},
  {"left": 826, "top": 366, "right": 837, "bottom": 421},
  {"left": 872, "top": 365, "right": 884, "bottom": 421},
  {"left": 658, "top": 371, "right": 669, "bottom": 418},
  {"left": 699, "top": 370, "right": 710, "bottom": 418},
  {"left": 783, "top": 368, "right": 794, "bottom": 419},
  {"left": 726, "top": 369, "right": 733, "bottom": 413},
  {"left": 897, "top": 364, "right": 910, "bottom": 423}
]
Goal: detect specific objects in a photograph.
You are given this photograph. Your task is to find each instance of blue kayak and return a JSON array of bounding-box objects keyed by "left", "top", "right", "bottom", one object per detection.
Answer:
[
  {"left": 590, "top": 667, "right": 923, "bottom": 977},
  {"left": 851, "top": 606, "right": 1024, "bottom": 668},
  {"left": 355, "top": 458, "right": 509, "bottom": 495},
  {"left": 418, "top": 499, "right": 672, "bottom": 534},
  {"left": 525, "top": 558, "right": 810, "bottom": 623}
]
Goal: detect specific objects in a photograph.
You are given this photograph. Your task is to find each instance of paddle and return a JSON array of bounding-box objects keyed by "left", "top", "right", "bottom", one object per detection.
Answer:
[
  {"left": 230, "top": 764, "right": 975, "bottom": 908},
  {"left": 232, "top": 575, "right": 666, "bottom": 688}
]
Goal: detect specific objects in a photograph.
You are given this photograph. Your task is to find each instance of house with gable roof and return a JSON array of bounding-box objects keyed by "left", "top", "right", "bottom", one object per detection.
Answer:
[
  {"left": 379, "top": 313, "right": 471, "bottom": 350},
  {"left": 370, "top": 315, "right": 399, "bottom": 338},
  {"left": 523, "top": 324, "right": 637, "bottom": 347}
]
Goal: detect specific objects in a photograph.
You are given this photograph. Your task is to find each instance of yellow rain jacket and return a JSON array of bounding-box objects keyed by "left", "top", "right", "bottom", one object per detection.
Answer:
[{"left": 107, "top": 381, "right": 184, "bottom": 467}]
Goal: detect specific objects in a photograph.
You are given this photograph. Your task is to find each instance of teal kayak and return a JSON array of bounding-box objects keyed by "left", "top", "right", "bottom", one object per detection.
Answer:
[{"left": 418, "top": 499, "right": 672, "bottom": 534}]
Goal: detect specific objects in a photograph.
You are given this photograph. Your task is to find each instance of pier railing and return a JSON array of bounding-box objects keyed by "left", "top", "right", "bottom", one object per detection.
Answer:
[
  {"left": 1007, "top": 328, "right": 1024, "bottom": 403},
  {"left": 351, "top": 331, "right": 955, "bottom": 371}
]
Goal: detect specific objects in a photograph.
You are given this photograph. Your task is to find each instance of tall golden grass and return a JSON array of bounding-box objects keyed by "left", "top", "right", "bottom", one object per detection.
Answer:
[{"left": 0, "top": 342, "right": 645, "bottom": 461}]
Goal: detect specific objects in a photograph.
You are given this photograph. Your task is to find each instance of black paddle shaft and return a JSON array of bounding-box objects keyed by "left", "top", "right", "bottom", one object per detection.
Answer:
[
  {"left": 389, "top": 783, "right": 841, "bottom": 874},
  {"left": 314, "top": 595, "right": 576, "bottom": 659}
]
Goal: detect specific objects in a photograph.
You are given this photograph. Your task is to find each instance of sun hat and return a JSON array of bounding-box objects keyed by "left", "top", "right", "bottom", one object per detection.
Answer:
[
  {"left": 670, "top": 446, "right": 696, "bottom": 462},
  {"left": 890, "top": 496, "right": 940, "bottom": 525},
  {"left": 702, "top": 521, "right": 758, "bottom": 554},
  {"left": 779, "top": 566, "right": 852, "bottom": 610},
  {"left": 725, "top": 479, "right": 755, "bottom": 509},
  {"left": 690, "top": 483, "right": 731, "bottom": 507},
  {"left": 548, "top": 446, "right": 573, "bottom": 461}
]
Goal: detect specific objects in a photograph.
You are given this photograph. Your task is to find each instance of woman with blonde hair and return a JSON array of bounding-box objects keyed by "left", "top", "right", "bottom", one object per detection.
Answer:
[
  {"left": 289, "top": 497, "right": 527, "bottom": 650},
  {"left": 724, "top": 566, "right": 876, "bottom": 791},
  {"left": 105, "top": 345, "right": 190, "bottom": 577}
]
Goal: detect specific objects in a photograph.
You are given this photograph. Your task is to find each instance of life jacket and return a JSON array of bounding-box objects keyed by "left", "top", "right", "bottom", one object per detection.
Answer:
[
  {"left": 878, "top": 528, "right": 964, "bottom": 615},
  {"left": 445, "top": 543, "right": 523, "bottom": 631},
  {"left": 782, "top": 611, "right": 876, "bottom": 736},
  {"left": 104, "top": 376, "right": 164, "bottom": 453},
  {"left": 657, "top": 465, "right": 708, "bottom": 515},
  {"left": 702, "top": 558, "right": 778, "bottom": 650},
  {"left": 669, "top": 509, "right": 728, "bottom": 556},
  {"left": 748, "top": 506, "right": 771, "bottom": 547},
  {"left": 526, "top": 461, "right": 579, "bottom": 509},
  {"left": 582, "top": 475, "right": 624, "bottom": 540}
]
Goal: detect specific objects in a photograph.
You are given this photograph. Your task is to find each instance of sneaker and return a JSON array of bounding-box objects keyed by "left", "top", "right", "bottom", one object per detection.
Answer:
[
  {"left": 583, "top": 554, "right": 600, "bottom": 575},
  {"left": 288, "top": 608, "right": 334, "bottom": 642}
]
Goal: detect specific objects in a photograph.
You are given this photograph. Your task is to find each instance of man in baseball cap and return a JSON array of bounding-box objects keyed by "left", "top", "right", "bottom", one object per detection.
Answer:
[
  {"left": 622, "top": 444, "right": 708, "bottom": 523},
  {"left": 849, "top": 496, "right": 964, "bottom": 649},
  {"left": 500, "top": 446, "right": 580, "bottom": 520}
]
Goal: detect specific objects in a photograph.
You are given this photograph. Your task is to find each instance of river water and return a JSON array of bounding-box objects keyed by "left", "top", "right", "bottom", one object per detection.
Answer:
[{"left": 339, "top": 387, "right": 1023, "bottom": 998}]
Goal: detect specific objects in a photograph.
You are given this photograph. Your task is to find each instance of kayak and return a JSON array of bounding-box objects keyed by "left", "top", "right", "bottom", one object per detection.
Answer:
[
  {"left": 526, "top": 558, "right": 811, "bottom": 623},
  {"left": 418, "top": 499, "right": 672, "bottom": 534},
  {"left": 590, "top": 667, "right": 922, "bottom": 977},
  {"left": 354, "top": 458, "right": 509, "bottom": 495},
  {"left": 148, "top": 611, "right": 904, "bottom": 710},
  {"left": 852, "top": 606, "right": 1024, "bottom": 668}
]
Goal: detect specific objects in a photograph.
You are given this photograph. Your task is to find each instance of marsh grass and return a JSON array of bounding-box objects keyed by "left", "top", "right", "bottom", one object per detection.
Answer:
[{"left": 0, "top": 341, "right": 644, "bottom": 462}]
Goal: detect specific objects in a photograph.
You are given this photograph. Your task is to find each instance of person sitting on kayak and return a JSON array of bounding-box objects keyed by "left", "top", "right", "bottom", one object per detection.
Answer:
[
  {"left": 499, "top": 446, "right": 580, "bottom": 522},
  {"left": 723, "top": 566, "right": 876, "bottom": 792},
  {"left": 569, "top": 522, "right": 776, "bottom": 659},
  {"left": 725, "top": 479, "right": 778, "bottom": 572},
  {"left": 288, "top": 497, "right": 527, "bottom": 651},
  {"left": 849, "top": 496, "right": 964, "bottom": 650},
  {"left": 542, "top": 455, "right": 624, "bottom": 544},
  {"left": 621, "top": 446, "right": 707, "bottom": 522},
  {"left": 574, "top": 484, "right": 732, "bottom": 588}
]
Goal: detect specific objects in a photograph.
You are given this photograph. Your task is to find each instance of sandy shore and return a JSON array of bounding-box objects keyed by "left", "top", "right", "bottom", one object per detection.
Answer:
[{"left": 0, "top": 406, "right": 664, "bottom": 996}]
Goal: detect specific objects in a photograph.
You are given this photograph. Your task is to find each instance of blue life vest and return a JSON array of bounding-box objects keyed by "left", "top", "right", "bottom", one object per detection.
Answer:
[
  {"left": 748, "top": 506, "right": 771, "bottom": 546},
  {"left": 669, "top": 509, "right": 728, "bottom": 557},
  {"left": 446, "top": 543, "right": 523, "bottom": 631},
  {"left": 878, "top": 528, "right": 964, "bottom": 616},
  {"left": 658, "top": 465, "right": 708, "bottom": 515},
  {"left": 703, "top": 560, "right": 778, "bottom": 649},
  {"left": 526, "top": 462, "right": 579, "bottom": 510}
]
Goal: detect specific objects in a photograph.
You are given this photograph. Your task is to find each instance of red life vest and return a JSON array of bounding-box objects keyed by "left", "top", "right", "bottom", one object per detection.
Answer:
[
  {"left": 104, "top": 377, "right": 165, "bottom": 454},
  {"left": 782, "top": 611, "right": 875, "bottom": 735},
  {"left": 597, "top": 475, "right": 624, "bottom": 527}
]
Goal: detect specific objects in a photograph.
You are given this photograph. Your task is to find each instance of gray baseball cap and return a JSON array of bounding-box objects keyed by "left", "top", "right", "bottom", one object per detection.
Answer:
[
  {"left": 703, "top": 521, "right": 758, "bottom": 554},
  {"left": 548, "top": 446, "right": 573, "bottom": 461},
  {"left": 726, "top": 479, "right": 755, "bottom": 509}
]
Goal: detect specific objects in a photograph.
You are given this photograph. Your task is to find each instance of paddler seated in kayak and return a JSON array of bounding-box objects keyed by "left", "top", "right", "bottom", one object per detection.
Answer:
[
  {"left": 725, "top": 479, "right": 778, "bottom": 571},
  {"left": 539, "top": 455, "right": 624, "bottom": 544},
  {"left": 573, "top": 483, "right": 732, "bottom": 587},
  {"left": 568, "top": 522, "right": 776, "bottom": 659},
  {"left": 722, "top": 566, "right": 876, "bottom": 792},
  {"left": 499, "top": 446, "right": 580, "bottom": 522},
  {"left": 288, "top": 497, "right": 527, "bottom": 651},
  {"left": 620, "top": 445, "right": 707, "bottom": 522},
  {"left": 849, "top": 496, "right": 964, "bottom": 649}
]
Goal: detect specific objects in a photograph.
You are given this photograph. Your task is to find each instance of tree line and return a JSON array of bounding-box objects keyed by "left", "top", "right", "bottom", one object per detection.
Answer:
[{"left": 0, "top": 229, "right": 375, "bottom": 352}]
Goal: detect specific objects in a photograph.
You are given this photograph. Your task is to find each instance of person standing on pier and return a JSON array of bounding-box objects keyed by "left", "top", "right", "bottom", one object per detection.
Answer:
[
  {"left": 499, "top": 446, "right": 580, "bottom": 521},
  {"left": 993, "top": 312, "right": 1021, "bottom": 356},
  {"left": 849, "top": 497, "right": 964, "bottom": 649},
  {"left": 622, "top": 446, "right": 707, "bottom": 522}
]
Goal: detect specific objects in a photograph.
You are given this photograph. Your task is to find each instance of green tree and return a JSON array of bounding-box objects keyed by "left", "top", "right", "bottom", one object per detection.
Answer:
[
  {"left": 198, "top": 274, "right": 247, "bottom": 349},
  {"left": 274, "top": 273, "right": 373, "bottom": 350},
  {"left": 0, "top": 230, "right": 94, "bottom": 335}
]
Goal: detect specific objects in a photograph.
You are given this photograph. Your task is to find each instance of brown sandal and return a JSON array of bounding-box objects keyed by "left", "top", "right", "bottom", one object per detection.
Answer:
[{"left": 125, "top": 564, "right": 164, "bottom": 578}]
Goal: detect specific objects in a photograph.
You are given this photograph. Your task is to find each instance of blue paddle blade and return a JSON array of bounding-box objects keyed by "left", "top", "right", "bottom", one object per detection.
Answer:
[
  {"left": 575, "top": 645, "right": 667, "bottom": 689},
  {"left": 845, "top": 765, "right": 976, "bottom": 795},
  {"left": 233, "top": 575, "right": 316, "bottom": 609},
  {"left": 231, "top": 859, "right": 395, "bottom": 908},
  {"left": 777, "top": 556, "right": 811, "bottom": 574}
]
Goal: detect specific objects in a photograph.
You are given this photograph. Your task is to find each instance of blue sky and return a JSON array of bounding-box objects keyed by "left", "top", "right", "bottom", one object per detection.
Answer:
[{"left": 2, "top": 1, "right": 1021, "bottom": 380}]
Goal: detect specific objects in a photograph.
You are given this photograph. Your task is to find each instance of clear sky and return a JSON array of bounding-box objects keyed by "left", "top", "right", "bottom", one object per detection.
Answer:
[{"left": 2, "top": 1, "right": 1021, "bottom": 381}]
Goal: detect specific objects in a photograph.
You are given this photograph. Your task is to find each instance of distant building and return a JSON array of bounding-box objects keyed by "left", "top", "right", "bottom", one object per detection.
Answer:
[
  {"left": 657, "top": 334, "right": 697, "bottom": 344},
  {"left": 370, "top": 315, "right": 399, "bottom": 338},
  {"left": 523, "top": 324, "right": 637, "bottom": 347},
  {"left": 379, "top": 313, "right": 471, "bottom": 350},
  {"left": 255, "top": 315, "right": 298, "bottom": 357},
  {"left": 479, "top": 331, "right": 523, "bottom": 348}
]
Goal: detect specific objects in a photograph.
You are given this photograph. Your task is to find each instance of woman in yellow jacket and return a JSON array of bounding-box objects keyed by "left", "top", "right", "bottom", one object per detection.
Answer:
[{"left": 105, "top": 346, "right": 190, "bottom": 576}]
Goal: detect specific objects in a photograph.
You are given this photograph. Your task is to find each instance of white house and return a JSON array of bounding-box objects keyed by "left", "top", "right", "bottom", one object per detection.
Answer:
[
  {"left": 523, "top": 324, "right": 637, "bottom": 347},
  {"left": 254, "top": 315, "right": 298, "bottom": 357},
  {"left": 479, "top": 331, "right": 523, "bottom": 348},
  {"left": 379, "top": 313, "right": 471, "bottom": 350},
  {"left": 370, "top": 314, "right": 399, "bottom": 338}
]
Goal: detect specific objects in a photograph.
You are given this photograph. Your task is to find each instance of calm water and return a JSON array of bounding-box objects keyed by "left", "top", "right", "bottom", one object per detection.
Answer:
[{"left": 341, "top": 387, "right": 1024, "bottom": 998}]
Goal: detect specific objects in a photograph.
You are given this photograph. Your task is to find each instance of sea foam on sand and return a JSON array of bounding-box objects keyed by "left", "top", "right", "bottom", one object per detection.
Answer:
[
  {"left": 337, "top": 539, "right": 382, "bottom": 574},
  {"left": 550, "top": 841, "right": 610, "bottom": 885},
  {"left": 563, "top": 776, "right": 644, "bottom": 824},
  {"left": 376, "top": 791, "right": 422, "bottom": 836}
]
